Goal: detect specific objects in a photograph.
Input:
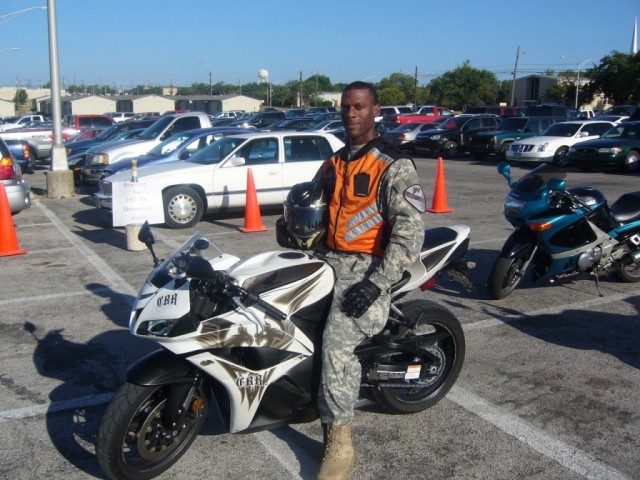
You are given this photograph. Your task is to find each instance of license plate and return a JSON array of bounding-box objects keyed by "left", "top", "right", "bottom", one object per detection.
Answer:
[{"left": 513, "top": 152, "right": 521, "bottom": 158}]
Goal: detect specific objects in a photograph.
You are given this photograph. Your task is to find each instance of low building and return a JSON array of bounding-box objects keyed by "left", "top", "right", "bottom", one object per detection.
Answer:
[{"left": 0, "top": 98, "right": 15, "bottom": 117}]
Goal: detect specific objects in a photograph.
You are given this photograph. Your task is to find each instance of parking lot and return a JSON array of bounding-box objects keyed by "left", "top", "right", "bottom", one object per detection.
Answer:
[{"left": 1, "top": 155, "right": 639, "bottom": 480}]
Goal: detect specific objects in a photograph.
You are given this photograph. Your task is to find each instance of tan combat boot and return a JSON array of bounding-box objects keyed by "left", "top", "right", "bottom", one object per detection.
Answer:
[{"left": 317, "top": 423, "right": 356, "bottom": 480}]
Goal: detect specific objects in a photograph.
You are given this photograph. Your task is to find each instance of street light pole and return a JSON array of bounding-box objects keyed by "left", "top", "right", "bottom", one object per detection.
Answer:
[{"left": 560, "top": 56, "right": 595, "bottom": 110}]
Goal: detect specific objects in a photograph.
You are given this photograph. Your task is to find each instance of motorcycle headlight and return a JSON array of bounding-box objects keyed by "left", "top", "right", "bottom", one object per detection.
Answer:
[
  {"left": 504, "top": 195, "right": 526, "bottom": 213},
  {"left": 597, "top": 147, "right": 623, "bottom": 154},
  {"left": 137, "top": 319, "right": 175, "bottom": 336}
]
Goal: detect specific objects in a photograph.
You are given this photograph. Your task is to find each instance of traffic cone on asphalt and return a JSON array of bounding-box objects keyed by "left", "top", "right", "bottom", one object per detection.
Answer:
[
  {"left": 238, "top": 168, "right": 268, "bottom": 233},
  {"left": 0, "top": 183, "right": 27, "bottom": 257},
  {"left": 427, "top": 157, "right": 454, "bottom": 213}
]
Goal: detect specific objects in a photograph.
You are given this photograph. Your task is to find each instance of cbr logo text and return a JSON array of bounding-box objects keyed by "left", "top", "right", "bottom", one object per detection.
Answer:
[
  {"left": 157, "top": 294, "right": 178, "bottom": 307},
  {"left": 236, "top": 374, "right": 264, "bottom": 388}
]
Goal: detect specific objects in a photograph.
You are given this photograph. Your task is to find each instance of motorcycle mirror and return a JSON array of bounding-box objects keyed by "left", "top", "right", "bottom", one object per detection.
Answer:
[
  {"left": 137, "top": 221, "right": 155, "bottom": 245},
  {"left": 186, "top": 256, "right": 217, "bottom": 280},
  {"left": 497, "top": 162, "right": 514, "bottom": 187}
]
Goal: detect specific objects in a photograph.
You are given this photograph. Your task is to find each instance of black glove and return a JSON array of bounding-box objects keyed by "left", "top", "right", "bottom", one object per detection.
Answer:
[{"left": 341, "top": 279, "right": 381, "bottom": 318}]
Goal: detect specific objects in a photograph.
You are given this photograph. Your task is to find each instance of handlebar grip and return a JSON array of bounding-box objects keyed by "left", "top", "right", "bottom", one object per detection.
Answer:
[{"left": 244, "top": 291, "right": 287, "bottom": 322}]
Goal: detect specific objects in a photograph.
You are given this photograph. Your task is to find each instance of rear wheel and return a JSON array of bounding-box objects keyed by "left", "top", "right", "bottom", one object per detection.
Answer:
[
  {"left": 616, "top": 250, "right": 640, "bottom": 282},
  {"left": 163, "top": 186, "right": 204, "bottom": 229},
  {"left": 369, "top": 300, "right": 465, "bottom": 414},
  {"left": 96, "top": 382, "right": 209, "bottom": 480},
  {"left": 27, "top": 151, "right": 37, "bottom": 173},
  {"left": 624, "top": 151, "right": 639, "bottom": 172},
  {"left": 488, "top": 255, "right": 527, "bottom": 299},
  {"left": 552, "top": 146, "right": 569, "bottom": 167}
]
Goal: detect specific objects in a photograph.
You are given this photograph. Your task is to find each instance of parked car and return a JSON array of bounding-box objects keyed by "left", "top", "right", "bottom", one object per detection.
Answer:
[
  {"left": 306, "top": 120, "right": 343, "bottom": 134},
  {"left": 262, "top": 118, "right": 318, "bottom": 131},
  {"left": 505, "top": 120, "right": 615, "bottom": 167},
  {"left": 591, "top": 115, "right": 629, "bottom": 125},
  {"left": 86, "top": 127, "right": 252, "bottom": 183},
  {"left": 4, "top": 139, "right": 35, "bottom": 174},
  {"left": 65, "top": 119, "right": 158, "bottom": 157},
  {"left": 284, "top": 109, "right": 307, "bottom": 119},
  {"left": 602, "top": 105, "right": 638, "bottom": 117},
  {"left": 464, "top": 106, "right": 523, "bottom": 117},
  {"left": 414, "top": 114, "right": 501, "bottom": 158},
  {"left": 68, "top": 129, "right": 147, "bottom": 185},
  {"left": 62, "top": 114, "right": 115, "bottom": 136},
  {"left": 525, "top": 104, "right": 572, "bottom": 118},
  {"left": 105, "top": 112, "right": 137, "bottom": 123},
  {"left": 468, "top": 116, "right": 566, "bottom": 160},
  {"left": 0, "top": 138, "right": 31, "bottom": 214},
  {"left": 305, "top": 106, "right": 337, "bottom": 116},
  {"left": 566, "top": 121, "right": 640, "bottom": 172},
  {"left": 0, "top": 114, "right": 45, "bottom": 132},
  {"left": 383, "top": 122, "right": 441, "bottom": 152},
  {"left": 230, "top": 111, "right": 286, "bottom": 129},
  {"left": 64, "top": 127, "right": 108, "bottom": 143},
  {"left": 94, "top": 131, "right": 344, "bottom": 228}
]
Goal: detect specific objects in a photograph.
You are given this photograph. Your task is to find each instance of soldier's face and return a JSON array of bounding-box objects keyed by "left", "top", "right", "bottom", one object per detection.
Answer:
[{"left": 341, "top": 89, "right": 380, "bottom": 146}]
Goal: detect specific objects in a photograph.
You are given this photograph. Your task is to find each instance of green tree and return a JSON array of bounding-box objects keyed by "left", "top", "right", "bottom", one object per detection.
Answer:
[
  {"left": 583, "top": 51, "right": 640, "bottom": 105},
  {"left": 427, "top": 61, "right": 500, "bottom": 111},
  {"left": 378, "top": 87, "right": 406, "bottom": 105},
  {"left": 378, "top": 73, "right": 415, "bottom": 103},
  {"left": 13, "top": 88, "right": 28, "bottom": 109}
]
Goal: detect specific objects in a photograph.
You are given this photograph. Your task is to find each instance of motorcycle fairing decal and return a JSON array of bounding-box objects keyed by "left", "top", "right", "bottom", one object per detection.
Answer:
[
  {"left": 197, "top": 319, "right": 297, "bottom": 351},
  {"left": 241, "top": 262, "right": 325, "bottom": 295},
  {"left": 216, "top": 360, "right": 276, "bottom": 407}
]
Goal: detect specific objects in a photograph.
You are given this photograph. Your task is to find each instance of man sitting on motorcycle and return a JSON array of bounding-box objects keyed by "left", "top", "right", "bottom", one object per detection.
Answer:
[{"left": 278, "top": 81, "right": 426, "bottom": 480}]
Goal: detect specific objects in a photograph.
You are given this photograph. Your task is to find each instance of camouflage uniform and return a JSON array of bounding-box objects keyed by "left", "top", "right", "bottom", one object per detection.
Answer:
[{"left": 315, "top": 151, "right": 425, "bottom": 425}]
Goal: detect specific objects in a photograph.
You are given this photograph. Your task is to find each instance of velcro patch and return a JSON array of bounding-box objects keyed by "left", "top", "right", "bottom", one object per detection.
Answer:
[{"left": 404, "top": 184, "right": 427, "bottom": 212}]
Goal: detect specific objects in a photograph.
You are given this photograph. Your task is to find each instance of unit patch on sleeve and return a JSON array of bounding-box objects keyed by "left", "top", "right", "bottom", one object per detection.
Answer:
[{"left": 404, "top": 184, "right": 427, "bottom": 212}]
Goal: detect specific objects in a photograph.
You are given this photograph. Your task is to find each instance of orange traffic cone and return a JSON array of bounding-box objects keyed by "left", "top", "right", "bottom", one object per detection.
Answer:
[
  {"left": 427, "top": 157, "right": 454, "bottom": 213},
  {"left": 238, "top": 168, "right": 268, "bottom": 233},
  {"left": 0, "top": 183, "right": 27, "bottom": 256}
]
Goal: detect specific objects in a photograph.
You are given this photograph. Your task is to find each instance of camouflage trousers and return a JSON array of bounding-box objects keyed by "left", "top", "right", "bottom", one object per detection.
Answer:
[{"left": 316, "top": 249, "right": 390, "bottom": 425}]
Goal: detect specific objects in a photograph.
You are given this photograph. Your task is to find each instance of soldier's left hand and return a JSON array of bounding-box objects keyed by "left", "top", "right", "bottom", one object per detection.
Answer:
[{"left": 341, "top": 279, "right": 381, "bottom": 318}]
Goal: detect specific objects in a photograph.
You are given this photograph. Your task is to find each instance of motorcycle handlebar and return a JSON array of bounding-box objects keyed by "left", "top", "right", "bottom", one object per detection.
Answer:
[{"left": 214, "top": 271, "right": 287, "bottom": 322}]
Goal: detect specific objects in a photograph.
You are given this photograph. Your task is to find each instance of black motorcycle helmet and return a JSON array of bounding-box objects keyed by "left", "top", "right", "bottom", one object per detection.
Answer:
[{"left": 283, "top": 181, "right": 327, "bottom": 250}]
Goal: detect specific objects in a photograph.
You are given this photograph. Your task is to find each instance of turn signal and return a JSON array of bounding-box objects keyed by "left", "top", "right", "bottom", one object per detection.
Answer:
[
  {"left": 530, "top": 221, "right": 553, "bottom": 232},
  {"left": 191, "top": 398, "right": 204, "bottom": 411}
]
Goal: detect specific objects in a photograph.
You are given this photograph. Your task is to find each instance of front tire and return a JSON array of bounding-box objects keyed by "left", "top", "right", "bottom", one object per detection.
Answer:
[
  {"left": 370, "top": 300, "right": 465, "bottom": 414},
  {"left": 488, "top": 255, "right": 527, "bottom": 299},
  {"left": 163, "top": 186, "right": 204, "bottom": 229},
  {"left": 623, "top": 151, "right": 639, "bottom": 172},
  {"left": 96, "top": 382, "right": 209, "bottom": 480},
  {"left": 552, "top": 146, "right": 569, "bottom": 167},
  {"left": 443, "top": 141, "right": 459, "bottom": 159}
]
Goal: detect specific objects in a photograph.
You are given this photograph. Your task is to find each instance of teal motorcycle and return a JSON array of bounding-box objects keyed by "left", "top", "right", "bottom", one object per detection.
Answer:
[{"left": 489, "top": 163, "right": 640, "bottom": 299}]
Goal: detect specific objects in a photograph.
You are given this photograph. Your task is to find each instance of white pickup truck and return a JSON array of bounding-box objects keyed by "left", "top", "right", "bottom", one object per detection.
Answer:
[
  {"left": 83, "top": 112, "right": 213, "bottom": 168},
  {"left": 0, "top": 114, "right": 46, "bottom": 132}
]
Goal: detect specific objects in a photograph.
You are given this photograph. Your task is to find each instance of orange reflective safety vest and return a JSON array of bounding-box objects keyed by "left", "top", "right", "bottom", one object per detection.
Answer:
[{"left": 322, "top": 138, "right": 397, "bottom": 257}]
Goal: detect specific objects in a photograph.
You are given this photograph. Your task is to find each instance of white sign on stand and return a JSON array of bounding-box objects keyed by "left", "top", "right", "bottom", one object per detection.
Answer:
[{"left": 111, "top": 180, "right": 165, "bottom": 227}]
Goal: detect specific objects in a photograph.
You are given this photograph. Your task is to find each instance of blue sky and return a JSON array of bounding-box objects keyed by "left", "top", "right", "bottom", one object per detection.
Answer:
[{"left": 2, "top": 0, "right": 639, "bottom": 90}]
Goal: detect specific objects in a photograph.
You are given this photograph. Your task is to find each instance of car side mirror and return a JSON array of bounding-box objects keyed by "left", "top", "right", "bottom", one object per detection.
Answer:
[
  {"left": 577, "top": 131, "right": 589, "bottom": 138},
  {"left": 178, "top": 150, "right": 193, "bottom": 160},
  {"left": 230, "top": 155, "right": 246, "bottom": 166}
]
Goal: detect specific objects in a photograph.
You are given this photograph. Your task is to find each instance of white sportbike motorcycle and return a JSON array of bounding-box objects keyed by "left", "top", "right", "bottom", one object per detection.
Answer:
[{"left": 96, "top": 222, "right": 472, "bottom": 479}]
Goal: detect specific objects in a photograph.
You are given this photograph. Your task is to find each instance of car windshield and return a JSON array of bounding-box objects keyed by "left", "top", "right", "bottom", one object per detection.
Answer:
[
  {"left": 602, "top": 123, "right": 640, "bottom": 139},
  {"left": 136, "top": 116, "right": 172, "bottom": 139},
  {"left": 146, "top": 133, "right": 194, "bottom": 156},
  {"left": 187, "top": 136, "right": 248, "bottom": 165},
  {"left": 438, "top": 117, "right": 469, "bottom": 129},
  {"left": 95, "top": 124, "right": 121, "bottom": 140},
  {"left": 513, "top": 164, "right": 567, "bottom": 193},
  {"left": 497, "top": 118, "right": 528, "bottom": 131},
  {"left": 540, "top": 123, "right": 581, "bottom": 137}
]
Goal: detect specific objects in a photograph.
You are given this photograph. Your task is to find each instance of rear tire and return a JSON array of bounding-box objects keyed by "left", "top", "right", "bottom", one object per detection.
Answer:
[
  {"left": 370, "top": 300, "right": 465, "bottom": 414},
  {"left": 616, "top": 251, "right": 640, "bottom": 282},
  {"left": 96, "top": 382, "right": 209, "bottom": 480},
  {"left": 624, "top": 151, "right": 639, "bottom": 172},
  {"left": 488, "top": 255, "right": 526, "bottom": 299},
  {"left": 163, "top": 186, "right": 204, "bottom": 229}
]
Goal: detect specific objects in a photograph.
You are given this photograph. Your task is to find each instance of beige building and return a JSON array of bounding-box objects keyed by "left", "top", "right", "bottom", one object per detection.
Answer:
[{"left": 0, "top": 99, "right": 15, "bottom": 117}]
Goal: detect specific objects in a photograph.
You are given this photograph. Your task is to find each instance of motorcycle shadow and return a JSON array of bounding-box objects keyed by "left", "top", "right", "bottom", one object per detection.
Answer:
[{"left": 24, "top": 283, "right": 156, "bottom": 478}]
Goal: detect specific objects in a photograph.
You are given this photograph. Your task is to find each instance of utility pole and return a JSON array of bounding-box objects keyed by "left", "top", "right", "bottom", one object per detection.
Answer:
[
  {"left": 299, "top": 71, "right": 304, "bottom": 108},
  {"left": 209, "top": 71, "right": 212, "bottom": 95},
  {"left": 510, "top": 45, "right": 520, "bottom": 107},
  {"left": 414, "top": 66, "right": 418, "bottom": 106}
]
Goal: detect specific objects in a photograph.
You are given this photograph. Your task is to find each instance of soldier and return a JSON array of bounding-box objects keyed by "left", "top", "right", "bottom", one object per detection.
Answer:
[{"left": 278, "top": 81, "right": 426, "bottom": 480}]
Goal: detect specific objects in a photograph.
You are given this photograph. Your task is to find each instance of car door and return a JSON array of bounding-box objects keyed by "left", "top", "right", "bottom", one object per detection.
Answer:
[
  {"left": 213, "top": 136, "right": 282, "bottom": 209},
  {"left": 282, "top": 134, "right": 334, "bottom": 201},
  {"left": 460, "top": 117, "right": 483, "bottom": 145}
]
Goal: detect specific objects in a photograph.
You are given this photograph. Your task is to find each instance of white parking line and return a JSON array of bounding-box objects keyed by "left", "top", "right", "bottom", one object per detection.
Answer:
[{"left": 5, "top": 201, "right": 629, "bottom": 478}]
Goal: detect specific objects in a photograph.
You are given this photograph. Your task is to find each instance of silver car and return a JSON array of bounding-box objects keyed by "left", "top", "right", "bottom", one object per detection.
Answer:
[
  {"left": 383, "top": 122, "right": 442, "bottom": 151},
  {"left": 0, "top": 138, "right": 31, "bottom": 214}
]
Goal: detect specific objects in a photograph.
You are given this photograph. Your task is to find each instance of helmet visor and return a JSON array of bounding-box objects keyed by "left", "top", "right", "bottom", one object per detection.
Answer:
[{"left": 286, "top": 206, "right": 326, "bottom": 239}]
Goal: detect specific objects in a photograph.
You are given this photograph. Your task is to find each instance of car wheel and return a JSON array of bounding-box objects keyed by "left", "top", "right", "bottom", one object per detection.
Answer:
[
  {"left": 27, "top": 151, "right": 37, "bottom": 173},
  {"left": 624, "top": 151, "right": 639, "bottom": 172},
  {"left": 497, "top": 143, "right": 509, "bottom": 160},
  {"left": 552, "top": 146, "right": 569, "bottom": 167},
  {"left": 162, "top": 186, "right": 204, "bottom": 229},
  {"left": 443, "top": 141, "right": 458, "bottom": 159}
]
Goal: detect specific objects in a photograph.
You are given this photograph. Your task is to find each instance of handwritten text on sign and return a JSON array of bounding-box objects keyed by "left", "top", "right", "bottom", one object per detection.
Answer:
[{"left": 112, "top": 180, "right": 164, "bottom": 227}]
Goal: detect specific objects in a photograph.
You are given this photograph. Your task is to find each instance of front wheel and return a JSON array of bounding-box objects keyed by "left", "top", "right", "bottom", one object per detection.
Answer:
[
  {"left": 442, "top": 141, "right": 459, "bottom": 159},
  {"left": 552, "top": 146, "right": 569, "bottom": 167},
  {"left": 96, "top": 382, "right": 209, "bottom": 480},
  {"left": 623, "top": 151, "right": 639, "bottom": 172},
  {"left": 488, "top": 255, "right": 527, "bottom": 299},
  {"left": 163, "top": 186, "right": 204, "bottom": 229},
  {"left": 370, "top": 300, "right": 465, "bottom": 414}
]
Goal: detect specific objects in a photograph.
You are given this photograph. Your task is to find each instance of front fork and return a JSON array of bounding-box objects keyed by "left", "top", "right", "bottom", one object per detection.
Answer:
[{"left": 162, "top": 373, "right": 204, "bottom": 431}]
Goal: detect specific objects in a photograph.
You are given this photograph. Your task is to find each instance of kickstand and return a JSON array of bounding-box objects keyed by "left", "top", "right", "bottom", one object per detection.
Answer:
[{"left": 594, "top": 272, "right": 604, "bottom": 297}]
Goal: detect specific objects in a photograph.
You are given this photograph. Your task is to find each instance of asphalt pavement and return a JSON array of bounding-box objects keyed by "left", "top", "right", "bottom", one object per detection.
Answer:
[{"left": 1, "top": 157, "right": 639, "bottom": 480}]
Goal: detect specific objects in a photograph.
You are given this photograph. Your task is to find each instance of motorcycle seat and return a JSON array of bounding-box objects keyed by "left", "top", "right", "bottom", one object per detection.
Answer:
[{"left": 610, "top": 191, "right": 640, "bottom": 223}]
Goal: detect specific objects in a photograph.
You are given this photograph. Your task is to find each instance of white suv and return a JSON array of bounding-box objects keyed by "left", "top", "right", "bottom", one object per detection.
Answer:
[{"left": 506, "top": 120, "right": 615, "bottom": 167}]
